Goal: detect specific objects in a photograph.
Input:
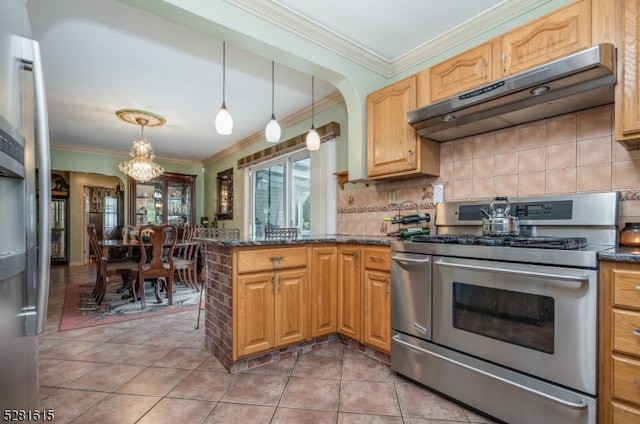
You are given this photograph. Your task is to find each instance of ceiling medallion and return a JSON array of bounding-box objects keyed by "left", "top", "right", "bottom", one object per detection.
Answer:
[{"left": 117, "top": 109, "right": 166, "bottom": 182}]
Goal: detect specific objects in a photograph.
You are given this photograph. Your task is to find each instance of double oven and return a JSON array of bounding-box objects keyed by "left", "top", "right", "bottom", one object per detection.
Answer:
[{"left": 390, "top": 192, "right": 619, "bottom": 424}]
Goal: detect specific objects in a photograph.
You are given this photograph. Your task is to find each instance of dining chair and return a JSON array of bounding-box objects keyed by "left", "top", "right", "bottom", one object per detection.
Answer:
[
  {"left": 86, "top": 224, "right": 137, "bottom": 306},
  {"left": 131, "top": 223, "right": 177, "bottom": 309},
  {"left": 181, "top": 223, "right": 193, "bottom": 242},
  {"left": 173, "top": 241, "right": 201, "bottom": 291}
]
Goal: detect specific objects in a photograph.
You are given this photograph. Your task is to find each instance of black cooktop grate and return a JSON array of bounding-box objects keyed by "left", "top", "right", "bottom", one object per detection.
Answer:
[{"left": 411, "top": 235, "right": 588, "bottom": 250}]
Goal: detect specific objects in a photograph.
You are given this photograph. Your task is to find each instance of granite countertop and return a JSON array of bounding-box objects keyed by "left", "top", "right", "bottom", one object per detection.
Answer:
[
  {"left": 598, "top": 246, "right": 640, "bottom": 263},
  {"left": 194, "top": 234, "right": 392, "bottom": 247}
]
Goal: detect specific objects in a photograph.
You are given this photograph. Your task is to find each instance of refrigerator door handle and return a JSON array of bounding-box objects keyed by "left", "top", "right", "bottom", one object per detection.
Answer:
[{"left": 23, "top": 39, "right": 51, "bottom": 335}]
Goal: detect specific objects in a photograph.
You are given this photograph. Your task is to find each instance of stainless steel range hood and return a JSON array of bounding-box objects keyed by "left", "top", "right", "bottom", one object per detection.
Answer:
[{"left": 408, "top": 44, "right": 616, "bottom": 141}]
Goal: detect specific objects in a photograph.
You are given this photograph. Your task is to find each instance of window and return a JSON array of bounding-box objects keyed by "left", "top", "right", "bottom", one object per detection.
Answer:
[
  {"left": 103, "top": 195, "right": 118, "bottom": 234},
  {"left": 250, "top": 151, "right": 310, "bottom": 238}
]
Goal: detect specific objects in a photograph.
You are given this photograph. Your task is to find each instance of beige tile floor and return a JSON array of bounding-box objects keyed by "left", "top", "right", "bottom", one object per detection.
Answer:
[{"left": 38, "top": 264, "right": 496, "bottom": 424}]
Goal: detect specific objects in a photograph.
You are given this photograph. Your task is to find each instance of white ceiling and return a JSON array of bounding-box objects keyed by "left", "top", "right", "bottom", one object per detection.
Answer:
[{"left": 26, "top": 0, "right": 527, "bottom": 166}]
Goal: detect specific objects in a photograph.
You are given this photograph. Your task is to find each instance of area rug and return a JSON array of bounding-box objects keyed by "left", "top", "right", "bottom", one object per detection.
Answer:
[{"left": 59, "top": 280, "right": 202, "bottom": 331}]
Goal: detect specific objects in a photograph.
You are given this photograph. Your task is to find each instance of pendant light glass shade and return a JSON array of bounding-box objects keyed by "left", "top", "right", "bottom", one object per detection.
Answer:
[
  {"left": 306, "top": 75, "right": 320, "bottom": 151},
  {"left": 265, "top": 61, "right": 281, "bottom": 143},
  {"left": 215, "top": 41, "right": 233, "bottom": 135},
  {"left": 215, "top": 104, "right": 233, "bottom": 135},
  {"left": 305, "top": 127, "right": 320, "bottom": 150}
]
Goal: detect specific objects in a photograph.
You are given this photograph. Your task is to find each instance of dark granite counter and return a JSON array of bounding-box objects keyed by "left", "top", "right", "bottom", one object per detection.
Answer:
[
  {"left": 195, "top": 234, "right": 392, "bottom": 247},
  {"left": 598, "top": 246, "right": 640, "bottom": 263}
]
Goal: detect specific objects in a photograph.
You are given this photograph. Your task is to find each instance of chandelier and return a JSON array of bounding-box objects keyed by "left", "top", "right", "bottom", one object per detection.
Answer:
[{"left": 117, "top": 109, "right": 166, "bottom": 182}]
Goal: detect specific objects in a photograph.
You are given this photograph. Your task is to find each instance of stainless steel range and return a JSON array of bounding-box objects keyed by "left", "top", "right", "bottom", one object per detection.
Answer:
[{"left": 390, "top": 192, "right": 619, "bottom": 424}]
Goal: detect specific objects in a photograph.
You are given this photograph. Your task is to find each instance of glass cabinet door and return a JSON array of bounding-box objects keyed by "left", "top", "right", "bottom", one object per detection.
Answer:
[
  {"left": 128, "top": 172, "right": 196, "bottom": 227},
  {"left": 134, "top": 181, "right": 164, "bottom": 225},
  {"left": 167, "top": 181, "right": 191, "bottom": 227}
]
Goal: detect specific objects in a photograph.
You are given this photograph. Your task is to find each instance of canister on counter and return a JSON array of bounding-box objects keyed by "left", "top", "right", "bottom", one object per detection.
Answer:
[{"left": 620, "top": 222, "right": 640, "bottom": 247}]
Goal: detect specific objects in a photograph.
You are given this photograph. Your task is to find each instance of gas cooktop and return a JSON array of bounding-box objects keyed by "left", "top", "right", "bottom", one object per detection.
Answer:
[
  {"left": 411, "top": 234, "right": 588, "bottom": 250},
  {"left": 392, "top": 192, "right": 620, "bottom": 269}
]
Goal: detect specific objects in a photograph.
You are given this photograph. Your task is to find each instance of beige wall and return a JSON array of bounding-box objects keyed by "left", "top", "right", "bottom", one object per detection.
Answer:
[{"left": 337, "top": 104, "right": 640, "bottom": 236}]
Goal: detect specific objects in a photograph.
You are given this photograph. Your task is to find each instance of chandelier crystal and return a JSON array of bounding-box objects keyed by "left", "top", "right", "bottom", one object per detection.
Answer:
[{"left": 116, "top": 110, "right": 166, "bottom": 182}]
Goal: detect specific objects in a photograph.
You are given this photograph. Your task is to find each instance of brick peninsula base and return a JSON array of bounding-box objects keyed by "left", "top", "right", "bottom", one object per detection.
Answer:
[{"left": 199, "top": 238, "right": 390, "bottom": 373}]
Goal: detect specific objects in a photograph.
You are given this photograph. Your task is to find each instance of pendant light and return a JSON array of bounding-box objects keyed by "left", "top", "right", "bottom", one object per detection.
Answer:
[
  {"left": 215, "top": 41, "right": 233, "bottom": 135},
  {"left": 305, "top": 75, "right": 320, "bottom": 151},
  {"left": 265, "top": 61, "right": 281, "bottom": 143}
]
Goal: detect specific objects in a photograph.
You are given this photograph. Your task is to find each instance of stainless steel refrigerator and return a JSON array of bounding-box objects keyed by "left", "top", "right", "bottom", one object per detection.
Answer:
[{"left": 0, "top": 0, "right": 51, "bottom": 410}]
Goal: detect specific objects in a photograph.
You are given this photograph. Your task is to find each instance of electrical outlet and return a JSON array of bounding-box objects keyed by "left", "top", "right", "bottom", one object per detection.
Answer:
[
  {"left": 389, "top": 191, "right": 398, "bottom": 205},
  {"left": 433, "top": 184, "right": 444, "bottom": 204}
]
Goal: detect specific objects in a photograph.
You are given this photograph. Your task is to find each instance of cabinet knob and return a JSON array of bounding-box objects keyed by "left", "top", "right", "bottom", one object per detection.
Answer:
[
  {"left": 635, "top": 285, "right": 640, "bottom": 292},
  {"left": 633, "top": 328, "right": 640, "bottom": 337}
]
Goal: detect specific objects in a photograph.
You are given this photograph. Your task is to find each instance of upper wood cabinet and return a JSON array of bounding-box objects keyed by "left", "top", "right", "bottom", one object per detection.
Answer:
[
  {"left": 615, "top": 0, "right": 640, "bottom": 147},
  {"left": 366, "top": 75, "right": 440, "bottom": 179},
  {"left": 497, "top": 0, "right": 590, "bottom": 77},
  {"left": 430, "top": 42, "right": 492, "bottom": 102}
]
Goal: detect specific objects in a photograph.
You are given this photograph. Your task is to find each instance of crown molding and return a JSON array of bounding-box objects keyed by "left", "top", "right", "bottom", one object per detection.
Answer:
[
  {"left": 226, "top": 0, "right": 552, "bottom": 78},
  {"left": 50, "top": 143, "right": 204, "bottom": 167}
]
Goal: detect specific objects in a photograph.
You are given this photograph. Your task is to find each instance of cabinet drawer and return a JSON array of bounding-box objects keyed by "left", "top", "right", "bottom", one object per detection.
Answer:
[
  {"left": 612, "top": 269, "right": 640, "bottom": 310},
  {"left": 612, "top": 401, "right": 640, "bottom": 424},
  {"left": 612, "top": 355, "right": 640, "bottom": 407},
  {"left": 613, "top": 309, "right": 640, "bottom": 356},
  {"left": 237, "top": 246, "right": 307, "bottom": 274},
  {"left": 363, "top": 247, "right": 391, "bottom": 272}
]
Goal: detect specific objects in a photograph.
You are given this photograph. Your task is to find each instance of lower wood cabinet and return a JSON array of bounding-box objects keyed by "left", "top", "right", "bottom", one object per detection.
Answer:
[
  {"left": 233, "top": 243, "right": 391, "bottom": 360},
  {"left": 234, "top": 247, "right": 309, "bottom": 359},
  {"left": 599, "top": 261, "right": 640, "bottom": 423},
  {"left": 311, "top": 245, "right": 338, "bottom": 337},
  {"left": 338, "top": 244, "right": 391, "bottom": 353}
]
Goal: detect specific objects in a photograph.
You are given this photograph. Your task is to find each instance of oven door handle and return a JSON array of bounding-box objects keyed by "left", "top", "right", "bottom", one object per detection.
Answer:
[
  {"left": 392, "top": 335, "right": 588, "bottom": 410},
  {"left": 391, "top": 256, "right": 431, "bottom": 264},
  {"left": 434, "top": 260, "right": 588, "bottom": 286}
]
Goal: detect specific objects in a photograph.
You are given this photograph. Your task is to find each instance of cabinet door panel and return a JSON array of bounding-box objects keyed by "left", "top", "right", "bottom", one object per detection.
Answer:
[
  {"left": 236, "top": 272, "right": 274, "bottom": 358},
  {"left": 612, "top": 269, "right": 640, "bottom": 311},
  {"left": 616, "top": 0, "right": 640, "bottom": 143},
  {"left": 274, "top": 269, "right": 308, "bottom": 346},
  {"left": 499, "top": 1, "right": 590, "bottom": 77},
  {"left": 430, "top": 43, "right": 491, "bottom": 102},
  {"left": 612, "top": 355, "right": 640, "bottom": 407},
  {"left": 363, "top": 270, "right": 391, "bottom": 352},
  {"left": 363, "top": 247, "right": 391, "bottom": 272},
  {"left": 237, "top": 246, "right": 308, "bottom": 274},
  {"left": 337, "top": 246, "right": 361, "bottom": 339},
  {"left": 311, "top": 246, "right": 337, "bottom": 337},
  {"left": 367, "top": 76, "right": 418, "bottom": 177},
  {"left": 613, "top": 309, "right": 640, "bottom": 356}
]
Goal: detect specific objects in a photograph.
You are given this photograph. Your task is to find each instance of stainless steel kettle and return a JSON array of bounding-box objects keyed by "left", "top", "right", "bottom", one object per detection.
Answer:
[{"left": 480, "top": 197, "right": 520, "bottom": 236}]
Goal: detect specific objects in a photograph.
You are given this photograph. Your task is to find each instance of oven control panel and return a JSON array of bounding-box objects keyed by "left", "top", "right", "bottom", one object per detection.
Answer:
[
  {"left": 458, "top": 200, "right": 573, "bottom": 221},
  {"left": 513, "top": 200, "right": 572, "bottom": 219}
]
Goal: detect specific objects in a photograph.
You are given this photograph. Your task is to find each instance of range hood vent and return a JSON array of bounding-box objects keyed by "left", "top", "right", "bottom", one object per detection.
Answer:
[{"left": 408, "top": 44, "right": 616, "bottom": 142}]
